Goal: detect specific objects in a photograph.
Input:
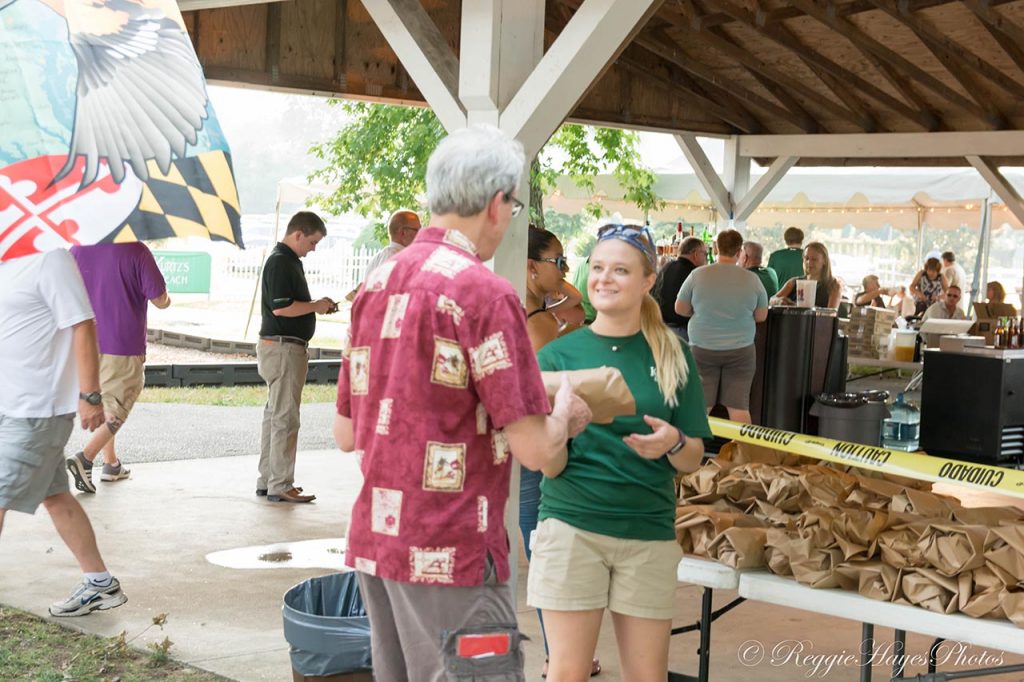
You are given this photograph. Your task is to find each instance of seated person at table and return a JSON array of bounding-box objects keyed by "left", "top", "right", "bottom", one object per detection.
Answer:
[
  {"left": 921, "top": 286, "right": 966, "bottom": 347},
  {"left": 773, "top": 241, "right": 843, "bottom": 309},
  {"left": 739, "top": 240, "right": 779, "bottom": 297},
  {"left": 855, "top": 274, "right": 899, "bottom": 307},
  {"left": 986, "top": 281, "right": 1017, "bottom": 315}
]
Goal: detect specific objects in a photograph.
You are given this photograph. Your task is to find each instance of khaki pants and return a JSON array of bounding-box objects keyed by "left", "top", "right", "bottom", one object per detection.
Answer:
[{"left": 256, "top": 340, "right": 308, "bottom": 495}]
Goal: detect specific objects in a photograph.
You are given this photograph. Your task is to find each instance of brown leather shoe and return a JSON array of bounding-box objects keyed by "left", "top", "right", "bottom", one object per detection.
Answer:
[{"left": 267, "top": 487, "right": 316, "bottom": 503}]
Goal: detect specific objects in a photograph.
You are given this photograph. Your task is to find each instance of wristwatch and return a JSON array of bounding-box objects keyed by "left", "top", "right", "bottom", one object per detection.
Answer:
[
  {"left": 79, "top": 391, "right": 102, "bottom": 406},
  {"left": 664, "top": 427, "right": 687, "bottom": 457}
]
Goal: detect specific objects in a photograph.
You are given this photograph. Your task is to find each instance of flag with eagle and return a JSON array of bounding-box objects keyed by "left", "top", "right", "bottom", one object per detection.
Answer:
[{"left": 0, "top": 0, "right": 243, "bottom": 261}]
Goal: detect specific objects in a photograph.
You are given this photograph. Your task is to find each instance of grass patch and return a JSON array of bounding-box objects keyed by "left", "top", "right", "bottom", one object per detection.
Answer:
[
  {"left": 139, "top": 383, "right": 336, "bottom": 406},
  {"left": 0, "top": 606, "right": 227, "bottom": 681}
]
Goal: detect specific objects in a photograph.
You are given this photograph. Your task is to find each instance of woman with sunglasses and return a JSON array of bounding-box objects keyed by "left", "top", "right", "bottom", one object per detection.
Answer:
[
  {"left": 523, "top": 225, "right": 597, "bottom": 677},
  {"left": 526, "top": 226, "right": 583, "bottom": 351},
  {"left": 528, "top": 223, "right": 711, "bottom": 681}
]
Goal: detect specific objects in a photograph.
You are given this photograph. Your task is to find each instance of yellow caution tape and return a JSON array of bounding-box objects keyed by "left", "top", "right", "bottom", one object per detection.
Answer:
[{"left": 709, "top": 417, "right": 1024, "bottom": 500}]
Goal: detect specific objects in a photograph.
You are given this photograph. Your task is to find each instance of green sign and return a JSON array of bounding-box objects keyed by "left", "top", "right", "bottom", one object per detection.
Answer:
[{"left": 153, "top": 252, "right": 212, "bottom": 294}]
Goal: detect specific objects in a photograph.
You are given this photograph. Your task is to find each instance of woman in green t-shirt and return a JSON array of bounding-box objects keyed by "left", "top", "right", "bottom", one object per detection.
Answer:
[{"left": 527, "top": 223, "right": 712, "bottom": 680}]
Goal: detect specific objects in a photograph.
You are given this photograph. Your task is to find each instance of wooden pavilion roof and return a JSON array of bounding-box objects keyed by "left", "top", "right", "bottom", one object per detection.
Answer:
[{"left": 182, "top": 0, "right": 1024, "bottom": 166}]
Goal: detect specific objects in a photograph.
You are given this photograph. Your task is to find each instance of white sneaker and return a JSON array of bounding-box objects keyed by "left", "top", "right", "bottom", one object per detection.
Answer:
[{"left": 49, "top": 578, "right": 127, "bottom": 617}]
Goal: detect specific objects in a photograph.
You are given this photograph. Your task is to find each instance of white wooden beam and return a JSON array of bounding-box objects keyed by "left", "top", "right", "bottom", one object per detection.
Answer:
[
  {"left": 967, "top": 156, "right": 1024, "bottom": 227},
  {"left": 500, "top": 0, "right": 663, "bottom": 157},
  {"left": 361, "top": 0, "right": 467, "bottom": 132},
  {"left": 459, "top": 0, "right": 545, "bottom": 121},
  {"left": 674, "top": 134, "right": 731, "bottom": 219},
  {"left": 739, "top": 131, "right": 1024, "bottom": 158},
  {"left": 733, "top": 156, "right": 799, "bottom": 223},
  {"left": 177, "top": 0, "right": 282, "bottom": 9},
  {"left": 722, "top": 136, "right": 750, "bottom": 225}
]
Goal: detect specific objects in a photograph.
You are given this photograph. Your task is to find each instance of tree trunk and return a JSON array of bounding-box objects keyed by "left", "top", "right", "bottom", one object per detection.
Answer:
[{"left": 530, "top": 157, "right": 544, "bottom": 229}]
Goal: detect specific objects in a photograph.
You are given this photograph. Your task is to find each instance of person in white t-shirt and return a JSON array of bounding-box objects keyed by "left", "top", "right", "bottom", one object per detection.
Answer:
[
  {"left": 0, "top": 249, "right": 128, "bottom": 617},
  {"left": 941, "top": 251, "right": 968, "bottom": 293},
  {"left": 362, "top": 209, "right": 421, "bottom": 280}
]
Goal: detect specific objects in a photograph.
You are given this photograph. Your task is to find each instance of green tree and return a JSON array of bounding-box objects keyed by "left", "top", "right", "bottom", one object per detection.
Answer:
[{"left": 308, "top": 101, "right": 662, "bottom": 242}]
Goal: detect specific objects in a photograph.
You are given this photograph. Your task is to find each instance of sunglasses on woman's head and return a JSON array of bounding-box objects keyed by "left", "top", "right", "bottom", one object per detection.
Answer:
[{"left": 596, "top": 223, "right": 658, "bottom": 267}]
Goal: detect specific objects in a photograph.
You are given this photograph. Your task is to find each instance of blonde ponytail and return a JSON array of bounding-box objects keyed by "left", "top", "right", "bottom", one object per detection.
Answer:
[{"left": 640, "top": 294, "right": 688, "bottom": 407}]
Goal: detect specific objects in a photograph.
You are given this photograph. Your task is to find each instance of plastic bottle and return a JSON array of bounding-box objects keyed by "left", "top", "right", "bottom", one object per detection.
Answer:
[{"left": 881, "top": 393, "right": 920, "bottom": 451}]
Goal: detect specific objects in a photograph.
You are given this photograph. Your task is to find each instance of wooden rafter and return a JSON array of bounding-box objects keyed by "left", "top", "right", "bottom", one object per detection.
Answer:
[
  {"left": 961, "top": 0, "right": 1024, "bottom": 76},
  {"left": 711, "top": 0, "right": 944, "bottom": 131},
  {"left": 866, "top": 0, "right": 1024, "bottom": 104},
  {"left": 659, "top": 5, "right": 868, "bottom": 131},
  {"left": 634, "top": 30, "right": 815, "bottom": 132},
  {"left": 759, "top": 0, "right": 1016, "bottom": 25},
  {"left": 786, "top": 0, "right": 993, "bottom": 127},
  {"left": 615, "top": 54, "right": 761, "bottom": 133}
]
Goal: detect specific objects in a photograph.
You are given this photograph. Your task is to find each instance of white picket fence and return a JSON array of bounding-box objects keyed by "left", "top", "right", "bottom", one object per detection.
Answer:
[{"left": 224, "top": 245, "right": 380, "bottom": 294}]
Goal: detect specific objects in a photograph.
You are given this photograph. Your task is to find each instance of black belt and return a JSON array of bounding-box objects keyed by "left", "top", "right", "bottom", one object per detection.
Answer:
[{"left": 260, "top": 335, "right": 309, "bottom": 347}]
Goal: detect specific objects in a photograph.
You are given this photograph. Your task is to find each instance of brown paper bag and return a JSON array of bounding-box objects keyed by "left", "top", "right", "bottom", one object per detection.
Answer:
[
  {"left": 983, "top": 526, "right": 1024, "bottom": 588},
  {"left": 917, "top": 523, "right": 987, "bottom": 577},
  {"left": 707, "top": 527, "right": 769, "bottom": 569},
  {"left": 678, "top": 460, "right": 733, "bottom": 504},
  {"left": 877, "top": 521, "right": 932, "bottom": 569},
  {"left": 845, "top": 476, "right": 905, "bottom": 510},
  {"left": 541, "top": 368, "right": 635, "bottom": 424},
  {"left": 786, "top": 526, "right": 844, "bottom": 588},
  {"left": 952, "top": 506, "right": 1024, "bottom": 526},
  {"left": 959, "top": 567, "right": 1006, "bottom": 619},
  {"left": 832, "top": 509, "right": 889, "bottom": 561},
  {"left": 890, "top": 488, "right": 958, "bottom": 519},
  {"left": 1001, "top": 590, "right": 1024, "bottom": 628},
  {"left": 799, "top": 466, "right": 858, "bottom": 508},
  {"left": 716, "top": 463, "right": 772, "bottom": 507},
  {"left": 722, "top": 440, "right": 807, "bottom": 467},
  {"left": 674, "top": 505, "right": 765, "bottom": 556},
  {"left": 901, "top": 567, "right": 963, "bottom": 615},
  {"left": 750, "top": 499, "right": 797, "bottom": 529},
  {"left": 765, "top": 528, "right": 796, "bottom": 576},
  {"left": 856, "top": 561, "right": 903, "bottom": 602}
]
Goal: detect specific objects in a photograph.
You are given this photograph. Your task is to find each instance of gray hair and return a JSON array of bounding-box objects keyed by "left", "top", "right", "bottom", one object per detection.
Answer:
[
  {"left": 426, "top": 124, "right": 525, "bottom": 217},
  {"left": 742, "top": 240, "right": 764, "bottom": 265}
]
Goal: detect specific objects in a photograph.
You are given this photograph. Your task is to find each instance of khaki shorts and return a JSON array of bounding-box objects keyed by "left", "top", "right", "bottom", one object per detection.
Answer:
[
  {"left": 0, "top": 415, "right": 73, "bottom": 514},
  {"left": 526, "top": 518, "right": 682, "bottom": 620},
  {"left": 99, "top": 354, "right": 145, "bottom": 421}
]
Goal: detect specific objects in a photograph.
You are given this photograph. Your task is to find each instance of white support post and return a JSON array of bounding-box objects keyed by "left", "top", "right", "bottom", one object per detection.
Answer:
[
  {"left": 733, "top": 155, "right": 798, "bottom": 223},
  {"left": 721, "top": 136, "right": 750, "bottom": 229},
  {"left": 360, "top": 0, "right": 467, "bottom": 132},
  {"left": 499, "top": 0, "right": 662, "bottom": 158},
  {"left": 967, "top": 156, "right": 1024, "bottom": 227},
  {"left": 674, "top": 134, "right": 731, "bottom": 219}
]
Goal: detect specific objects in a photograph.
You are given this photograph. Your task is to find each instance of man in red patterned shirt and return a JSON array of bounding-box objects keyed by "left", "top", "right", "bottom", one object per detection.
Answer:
[{"left": 335, "top": 124, "right": 589, "bottom": 680}]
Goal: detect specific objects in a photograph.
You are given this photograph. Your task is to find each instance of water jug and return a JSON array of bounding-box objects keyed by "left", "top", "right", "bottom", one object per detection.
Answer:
[{"left": 881, "top": 393, "right": 920, "bottom": 451}]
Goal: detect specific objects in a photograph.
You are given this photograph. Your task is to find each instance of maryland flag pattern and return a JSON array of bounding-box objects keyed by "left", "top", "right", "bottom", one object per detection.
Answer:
[
  {"left": 0, "top": 0, "right": 243, "bottom": 261},
  {"left": 112, "top": 153, "right": 242, "bottom": 245}
]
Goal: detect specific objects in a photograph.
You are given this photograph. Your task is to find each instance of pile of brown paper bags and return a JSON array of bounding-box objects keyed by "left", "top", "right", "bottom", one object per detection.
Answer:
[{"left": 675, "top": 441, "right": 1024, "bottom": 627}]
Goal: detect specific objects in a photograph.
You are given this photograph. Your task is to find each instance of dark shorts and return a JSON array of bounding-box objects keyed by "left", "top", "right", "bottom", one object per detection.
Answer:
[{"left": 690, "top": 344, "right": 756, "bottom": 410}]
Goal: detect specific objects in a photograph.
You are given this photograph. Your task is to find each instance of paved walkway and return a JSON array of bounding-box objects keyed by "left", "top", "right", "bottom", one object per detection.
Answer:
[{"left": 3, "top": 449, "right": 1023, "bottom": 681}]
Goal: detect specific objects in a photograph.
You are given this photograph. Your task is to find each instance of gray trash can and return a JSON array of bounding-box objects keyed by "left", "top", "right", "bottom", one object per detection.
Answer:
[
  {"left": 282, "top": 572, "right": 372, "bottom": 681},
  {"left": 810, "top": 392, "right": 890, "bottom": 447}
]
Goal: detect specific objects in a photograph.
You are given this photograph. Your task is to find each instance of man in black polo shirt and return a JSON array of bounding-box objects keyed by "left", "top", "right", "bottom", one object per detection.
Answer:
[
  {"left": 656, "top": 236, "right": 707, "bottom": 341},
  {"left": 257, "top": 211, "right": 336, "bottom": 503}
]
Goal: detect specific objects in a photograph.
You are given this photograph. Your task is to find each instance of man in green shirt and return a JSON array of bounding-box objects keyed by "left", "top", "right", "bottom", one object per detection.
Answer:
[
  {"left": 740, "top": 240, "right": 780, "bottom": 296},
  {"left": 767, "top": 226, "right": 805, "bottom": 288}
]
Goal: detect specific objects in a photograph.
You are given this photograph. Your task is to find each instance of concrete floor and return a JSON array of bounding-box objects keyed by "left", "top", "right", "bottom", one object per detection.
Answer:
[{"left": 2, "top": 450, "right": 1023, "bottom": 681}]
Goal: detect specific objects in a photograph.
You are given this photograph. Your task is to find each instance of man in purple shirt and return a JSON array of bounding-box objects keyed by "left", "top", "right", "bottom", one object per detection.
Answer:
[{"left": 66, "top": 243, "right": 170, "bottom": 494}]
